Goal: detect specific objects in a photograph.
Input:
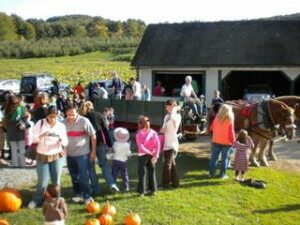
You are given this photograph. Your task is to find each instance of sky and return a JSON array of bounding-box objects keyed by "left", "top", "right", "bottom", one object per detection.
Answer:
[{"left": 0, "top": 0, "right": 299, "bottom": 24}]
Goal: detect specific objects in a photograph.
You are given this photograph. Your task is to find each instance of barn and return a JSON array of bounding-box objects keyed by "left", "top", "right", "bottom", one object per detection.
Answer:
[{"left": 131, "top": 20, "right": 300, "bottom": 104}]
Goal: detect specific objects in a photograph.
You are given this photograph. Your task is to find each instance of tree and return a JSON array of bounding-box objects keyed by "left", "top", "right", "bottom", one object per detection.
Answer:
[
  {"left": 86, "top": 17, "right": 108, "bottom": 38},
  {"left": 0, "top": 13, "right": 18, "bottom": 41},
  {"left": 123, "top": 19, "right": 146, "bottom": 38}
]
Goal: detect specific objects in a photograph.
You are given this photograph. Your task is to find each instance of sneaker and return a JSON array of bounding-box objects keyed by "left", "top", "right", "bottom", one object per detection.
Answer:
[
  {"left": 84, "top": 197, "right": 93, "bottom": 205},
  {"left": 221, "top": 175, "right": 229, "bottom": 179},
  {"left": 72, "top": 195, "right": 84, "bottom": 203},
  {"left": 149, "top": 191, "right": 157, "bottom": 196},
  {"left": 109, "top": 184, "right": 119, "bottom": 193},
  {"left": 28, "top": 201, "right": 37, "bottom": 209},
  {"left": 235, "top": 177, "right": 240, "bottom": 181}
]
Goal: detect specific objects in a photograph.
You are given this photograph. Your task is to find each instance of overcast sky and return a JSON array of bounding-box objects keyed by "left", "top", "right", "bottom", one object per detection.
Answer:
[{"left": 1, "top": 0, "right": 299, "bottom": 24}]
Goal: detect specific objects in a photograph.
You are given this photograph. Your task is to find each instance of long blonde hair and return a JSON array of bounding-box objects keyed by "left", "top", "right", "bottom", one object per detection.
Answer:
[
  {"left": 79, "top": 100, "right": 94, "bottom": 116},
  {"left": 216, "top": 104, "right": 234, "bottom": 123}
]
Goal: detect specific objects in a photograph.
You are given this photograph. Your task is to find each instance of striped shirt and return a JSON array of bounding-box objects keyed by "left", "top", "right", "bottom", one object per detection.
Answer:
[{"left": 63, "top": 115, "right": 95, "bottom": 157}]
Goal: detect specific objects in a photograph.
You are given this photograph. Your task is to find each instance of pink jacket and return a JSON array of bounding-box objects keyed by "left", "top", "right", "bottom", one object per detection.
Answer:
[
  {"left": 210, "top": 117, "right": 235, "bottom": 145},
  {"left": 135, "top": 129, "right": 160, "bottom": 159}
]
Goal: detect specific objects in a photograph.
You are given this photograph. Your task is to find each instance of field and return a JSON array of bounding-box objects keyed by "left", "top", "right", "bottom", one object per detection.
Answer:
[
  {"left": 0, "top": 51, "right": 136, "bottom": 87},
  {"left": 1, "top": 139, "right": 300, "bottom": 225}
]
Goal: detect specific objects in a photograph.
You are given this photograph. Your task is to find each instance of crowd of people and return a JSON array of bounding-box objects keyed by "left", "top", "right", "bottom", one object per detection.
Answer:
[{"left": 0, "top": 73, "right": 255, "bottom": 225}]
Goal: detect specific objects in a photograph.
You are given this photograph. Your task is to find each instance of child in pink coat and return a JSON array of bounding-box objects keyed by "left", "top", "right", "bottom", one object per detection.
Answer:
[{"left": 135, "top": 115, "right": 160, "bottom": 196}]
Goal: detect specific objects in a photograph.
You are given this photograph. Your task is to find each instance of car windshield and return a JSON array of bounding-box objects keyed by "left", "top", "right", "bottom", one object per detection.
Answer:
[{"left": 21, "top": 77, "right": 36, "bottom": 90}]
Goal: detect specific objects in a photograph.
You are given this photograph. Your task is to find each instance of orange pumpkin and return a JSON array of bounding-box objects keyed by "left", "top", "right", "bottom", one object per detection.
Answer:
[
  {"left": 86, "top": 201, "right": 100, "bottom": 214},
  {"left": 99, "top": 214, "right": 113, "bottom": 225},
  {"left": 0, "top": 188, "right": 22, "bottom": 213},
  {"left": 124, "top": 213, "right": 141, "bottom": 225},
  {"left": 101, "top": 202, "right": 116, "bottom": 216},
  {"left": 0, "top": 219, "right": 10, "bottom": 225},
  {"left": 85, "top": 218, "right": 100, "bottom": 225}
]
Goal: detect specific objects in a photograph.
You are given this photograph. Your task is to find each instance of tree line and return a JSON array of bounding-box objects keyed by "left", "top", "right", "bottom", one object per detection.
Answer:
[{"left": 0, "top": 13, "right": 146, "bottom": 58}]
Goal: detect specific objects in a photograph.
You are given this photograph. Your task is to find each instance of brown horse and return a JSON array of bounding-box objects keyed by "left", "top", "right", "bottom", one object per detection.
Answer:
[
  {"left": 227, "top": 99, "right": 296, "bottom": 167},
  {"left": 265, "top": 96, "right": 300, "bottom": 161}
]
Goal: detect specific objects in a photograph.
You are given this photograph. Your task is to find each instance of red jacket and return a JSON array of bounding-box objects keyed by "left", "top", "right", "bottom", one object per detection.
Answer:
[{"left": 210, "top": 117, "right": 235, "bottom": 145}]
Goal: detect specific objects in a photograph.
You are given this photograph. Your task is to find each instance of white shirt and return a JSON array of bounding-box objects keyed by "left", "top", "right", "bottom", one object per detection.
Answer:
[
  {"left": 132, "top": 81, "right": 142, "bottom": 98},
  {"left": 180, "top": 83, "right": 194, "bottom": 98},
  {"left": 113, "top": 142, "right": 131, "bottom": 162},
  {"left": 161, "top": 112, "right": 182, "bottom": 152}
]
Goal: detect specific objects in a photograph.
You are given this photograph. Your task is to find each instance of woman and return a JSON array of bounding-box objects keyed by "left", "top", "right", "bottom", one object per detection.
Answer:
[
  {"left": 209, "top": 104, "right": 235, "bottom": 179},
  {"left": 3, "top": 95, "right": 26, "bottom": 167},
  {"left": 33, "top": 92, "right": 49, "bottom": 123},
  {"left": 79, "top": 101, "right": 119, "bottom": 194},
  {"left": 28, "top": 106, "right": 68, "bottom": 209},
  {"left": 135, "top": 115, "right": 160, "bottom": 196},
  {"left": 160, "top": 99, "right": 181, "bottom": 189}
]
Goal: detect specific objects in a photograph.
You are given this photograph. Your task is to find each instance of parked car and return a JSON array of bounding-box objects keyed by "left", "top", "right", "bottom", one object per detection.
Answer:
[
  {"left": 243, "top": 84, "right": 275, "bottom": 103},
  {"left": 20, "top": 73, "right": 70, "bottom": 102},
  {"left": 0, "top": 79, "right": 21, "bottom": 101}
]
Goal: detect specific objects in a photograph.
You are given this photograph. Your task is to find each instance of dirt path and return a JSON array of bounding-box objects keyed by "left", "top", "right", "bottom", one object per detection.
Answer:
[{"left": 179, "top": 135, "right": 300, "bottom": 173}]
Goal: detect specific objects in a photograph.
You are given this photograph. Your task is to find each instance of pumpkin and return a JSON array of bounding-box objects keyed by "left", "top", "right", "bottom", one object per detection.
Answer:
[
  {"left": 85, "top": 218, "right": 100, "bottom": 225},
  {"left": 0, "top": 188, "right": 22, "bottom": 213},
  {"left": 99, "top": 214, "right": 113, "bottom": 225},
  {"left": 101, "top": 202, "right": 116, "bottom": 216},
  {"left": 0, "top": 219, "right": 10, "bottom": 225},
  {"left": 124, "top": 213, "right": 141, "bottom": 225},
  {"left": 86, "top": 201, "right": 100, "bottom": 214}
]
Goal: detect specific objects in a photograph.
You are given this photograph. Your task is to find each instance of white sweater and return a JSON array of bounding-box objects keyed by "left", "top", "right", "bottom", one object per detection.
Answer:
[
  {"left": 161, "top": 112, "right": 181, "bottom": 152},
  {"left": 113, "top": 142, "right": 131, "bottom": 162}
]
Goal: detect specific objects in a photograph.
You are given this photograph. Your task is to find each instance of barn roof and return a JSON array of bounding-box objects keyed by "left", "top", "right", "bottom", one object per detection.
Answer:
[{"left": 131, "top": 20, "right": 300, "bottom": 67}]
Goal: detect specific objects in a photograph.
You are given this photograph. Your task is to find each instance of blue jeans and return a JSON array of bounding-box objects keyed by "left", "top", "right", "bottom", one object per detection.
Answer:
[
  {"left": 95, "top": 144, "right": 116, "bottom": 187},
  {"left": 88, "top": 159, "right": 101, "bottom": 195},
  {"left": 209, "top": 143, "right": 232, "bottom": 178},
  {"left": 32, "top": 157, "right": 63, "bottom": 205},
  {"left": 67, "top": 154, "right": 91, "bottom": 200}
]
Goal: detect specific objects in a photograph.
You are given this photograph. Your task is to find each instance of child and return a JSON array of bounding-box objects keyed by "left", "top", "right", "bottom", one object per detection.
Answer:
[
  {"left": 107, "top": 107, "right": 115, "bottom": 131},
  {"left": 24, "top": 110, "right": 35, "bottom": 166},
  {"left": 111, "top": 127, "right": 131, "bottom": 191},
  {"left": 135, "top": 115, "right": 160, "bottom": 196},
  {"left": 42, "top": 184, "right": 67, "bottom": 225},
  {"left": 233, "top": 129, "right": 254, "bottom": 181}
]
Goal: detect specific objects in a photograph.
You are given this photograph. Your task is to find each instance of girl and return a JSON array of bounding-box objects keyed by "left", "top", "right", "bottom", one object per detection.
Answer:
[
  {"left": 233, "top": 129, "right": 254, "bottom": 181},
  {"left": 135, "top": 115, "right": 160, "bottom": 196},
  {"left": 111, "top": 127, "right": 131, "bottom": 191},
  {"left": 209, "top": 104, "right": 235, "bottom": 179},
  {"left": 24, "top": 110, "right": 35, "bottom": 166},
  {"left": 4, "top": 95, "right": 26, "bottom": 167},
  {"left": 160, "top": 99, "right": 181, "bottom": 189},
  {"left": 28, "top": 106, "right": 68, "bottom": 209},
  {"left": 42, "top": 184, "right": 67, "bottom": 225}
]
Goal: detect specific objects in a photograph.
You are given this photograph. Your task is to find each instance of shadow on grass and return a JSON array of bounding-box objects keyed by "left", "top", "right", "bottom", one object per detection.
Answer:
[{"left": 253, "top": 204, "right": 300, "bottom": 214}]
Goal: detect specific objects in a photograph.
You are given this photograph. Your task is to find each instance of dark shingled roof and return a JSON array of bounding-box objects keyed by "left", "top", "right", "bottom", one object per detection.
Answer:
[{"left": 131, "top": 20, "right": 300, "bottom": 67}]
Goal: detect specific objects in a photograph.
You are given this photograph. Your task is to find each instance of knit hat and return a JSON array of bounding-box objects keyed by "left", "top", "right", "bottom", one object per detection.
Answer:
[{"left": 113, "top": 127, "right": 130, "bottom": 143}]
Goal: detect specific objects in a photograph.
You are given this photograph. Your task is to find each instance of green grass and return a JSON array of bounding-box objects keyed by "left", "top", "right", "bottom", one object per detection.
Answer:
[
  {"left": 1, "top": 151, "right": 299, "bottom": 225},
  {"left": 0, "top": 51, "right": 136, "bottom": 87}
]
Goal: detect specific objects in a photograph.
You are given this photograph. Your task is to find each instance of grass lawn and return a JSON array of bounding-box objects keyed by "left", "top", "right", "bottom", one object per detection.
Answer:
[
  {"left": 0, "top": 52, "right": 135, "bottom": 86},
  {"left": 1, "top": 147, "right": 299, "bottom": 225}
]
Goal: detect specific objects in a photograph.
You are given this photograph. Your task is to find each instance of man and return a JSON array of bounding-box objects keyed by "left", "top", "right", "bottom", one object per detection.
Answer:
[
  {"left": 130, "top": 77, "right": 142, "bottom": 100},
  {"left": 64, "top": 103, "right": 96, "bottom": 205},
  {"left": 180, "top": 76, "right": 202, "bottom": 118},
  {"left": 109, "top": 71, "right": 123, "bottom": 99}
]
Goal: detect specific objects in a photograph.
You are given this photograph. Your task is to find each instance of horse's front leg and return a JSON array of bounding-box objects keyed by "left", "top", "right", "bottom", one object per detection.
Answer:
[
  {"left": 267, "top": 139, "right": 277, "bottom": 161},
  {"left": 259, "top": 139, "right": 270, "bottom": 167},
  {"left": 250, "top": 136, "right": 260, "bottom": 167}
]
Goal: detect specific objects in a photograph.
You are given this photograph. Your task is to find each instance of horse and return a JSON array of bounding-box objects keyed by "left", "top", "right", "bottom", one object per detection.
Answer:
[
  {"left": 265, "top": 96, "right": 300, "bottom": 161},
  {"left": 226, "top": 99, "right": 296, "bottom": 167}
]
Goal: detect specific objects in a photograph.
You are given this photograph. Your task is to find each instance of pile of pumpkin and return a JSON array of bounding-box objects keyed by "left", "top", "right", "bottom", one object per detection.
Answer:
[
  {"left": 85, "top": 201, "right": 141, "bottom": 225},
  {"left": 0, "top": 187, "right": 22, "bottom": 225}
]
